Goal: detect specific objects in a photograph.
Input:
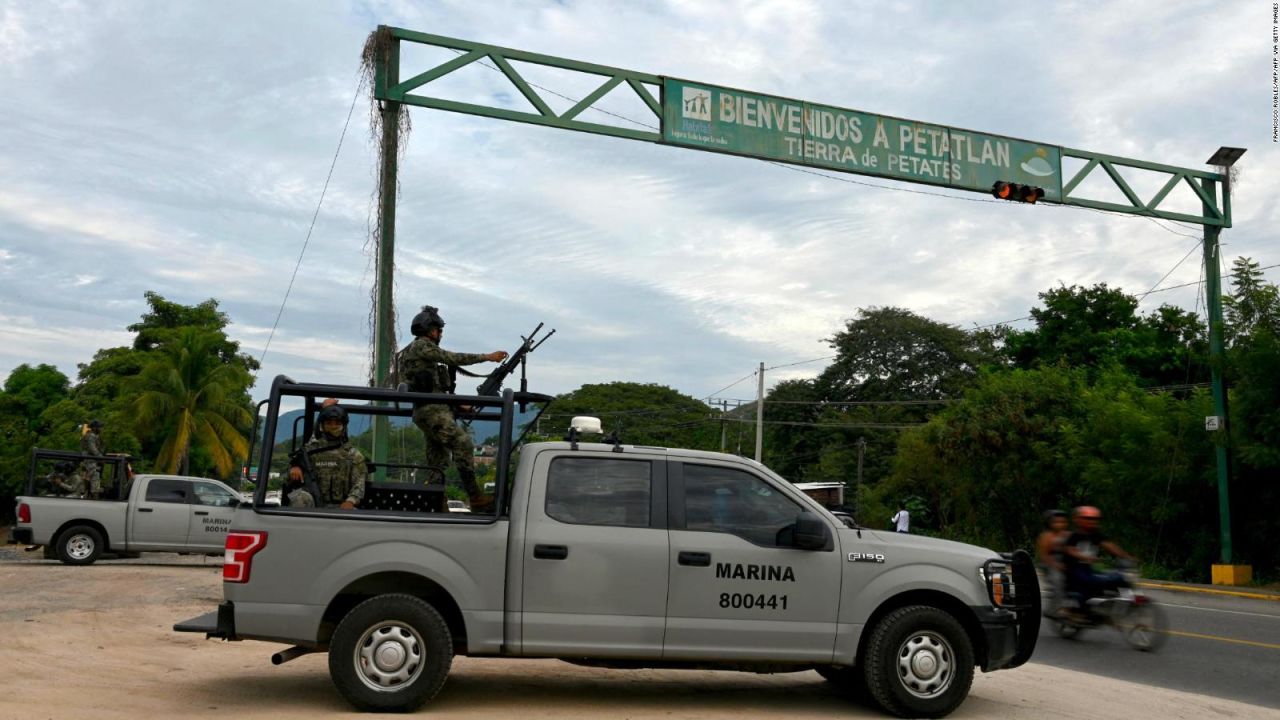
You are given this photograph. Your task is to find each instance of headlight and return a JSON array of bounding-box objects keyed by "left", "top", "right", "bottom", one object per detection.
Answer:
[{"left": 981, "top": 560, "right": 1015, "bottom": 608}]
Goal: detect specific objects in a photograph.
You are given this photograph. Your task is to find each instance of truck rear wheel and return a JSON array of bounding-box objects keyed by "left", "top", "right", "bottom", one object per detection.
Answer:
[
  {"left": 328, "top": 593, "right": 453, "bottom": 712},
  {"left": 57, "top": 525, "right": 103, "bottom": 566},
  {"left": 863, "top": 605, "right": 974, "bottom": 718}
]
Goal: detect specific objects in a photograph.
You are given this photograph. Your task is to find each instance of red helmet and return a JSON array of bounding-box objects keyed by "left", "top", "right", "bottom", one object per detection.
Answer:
[{"left": 1073, "top": 505, "right": 1102, "bottom": 520}]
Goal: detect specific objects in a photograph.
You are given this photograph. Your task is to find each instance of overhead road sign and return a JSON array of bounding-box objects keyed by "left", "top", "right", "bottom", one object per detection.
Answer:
[{"left": 663, "top": 78, "right": 1063, "bottom": 202}]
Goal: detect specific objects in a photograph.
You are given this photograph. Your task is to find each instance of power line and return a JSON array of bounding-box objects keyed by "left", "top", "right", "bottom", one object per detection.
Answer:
[
  {"left": 257, "top": 73, "right": 364, "bottom": 373},
  {"left": 702, "top": 370, "right": 758, "bottom": 402},
  {"left": 764, "top": 355, "right": 836, "bottom": 371}
]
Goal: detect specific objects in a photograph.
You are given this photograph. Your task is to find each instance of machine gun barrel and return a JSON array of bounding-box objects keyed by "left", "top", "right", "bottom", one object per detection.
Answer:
[{"left": 476, "top": 323, "right": 555, "bottom": 397}]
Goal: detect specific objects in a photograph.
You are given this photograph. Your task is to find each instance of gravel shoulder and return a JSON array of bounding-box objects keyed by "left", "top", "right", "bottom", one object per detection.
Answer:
[{"left": 2, "top": 544, "right": 1276, "bottom": 719}]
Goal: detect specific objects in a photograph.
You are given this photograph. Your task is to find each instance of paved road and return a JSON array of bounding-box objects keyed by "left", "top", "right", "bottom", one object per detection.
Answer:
[{"left": 1033, "top": 586, "right": 1280, "bottom": 709}]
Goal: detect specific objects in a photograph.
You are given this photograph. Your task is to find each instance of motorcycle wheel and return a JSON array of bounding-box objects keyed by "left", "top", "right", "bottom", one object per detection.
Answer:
[
  {"left": 1123, "top": 601, "right": 1168, "bottom": 652},
  {"left": 1055, "top": 620, "right": 1082, "bottom": 639}
]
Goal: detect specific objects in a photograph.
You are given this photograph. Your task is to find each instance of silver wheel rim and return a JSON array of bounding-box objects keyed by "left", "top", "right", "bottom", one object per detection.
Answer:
[
  {"left": 896, "top": 631, "right": 954, "bottom": 699},
  {"left": 66, "top": 533, "right": 95, "bottom": 560},
  {"left": 353, "top": 621, "right": 425, "bottom": 692}
]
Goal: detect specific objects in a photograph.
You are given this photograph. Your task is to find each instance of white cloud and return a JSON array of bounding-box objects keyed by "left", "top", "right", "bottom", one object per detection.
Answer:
[{"left": 0, "top": 0, "right": 1275, "bottom": 402}]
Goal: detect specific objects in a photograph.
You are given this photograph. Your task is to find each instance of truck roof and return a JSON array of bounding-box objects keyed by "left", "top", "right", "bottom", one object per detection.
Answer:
[{"left": 524, "top": 441, "right": 770, "bottom": 469}]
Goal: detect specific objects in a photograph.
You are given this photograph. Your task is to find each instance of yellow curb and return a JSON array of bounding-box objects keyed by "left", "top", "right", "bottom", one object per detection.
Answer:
[{"left": 1137, "top": 581, "right": 1280, "bottom": 602}]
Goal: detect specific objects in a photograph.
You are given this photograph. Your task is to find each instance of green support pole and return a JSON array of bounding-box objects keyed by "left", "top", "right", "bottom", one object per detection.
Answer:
[
  {"left": 371, "top": 30, "right": 401, "bottom": 481},
  {"left": 1202, "top": 179, "right": 1232, "bottom": 565}
]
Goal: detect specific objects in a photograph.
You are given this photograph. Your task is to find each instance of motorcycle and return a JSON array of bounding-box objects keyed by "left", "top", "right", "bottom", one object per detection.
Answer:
[{"left": 1053, "top": 560, "right": 1168, "bottom": 651}]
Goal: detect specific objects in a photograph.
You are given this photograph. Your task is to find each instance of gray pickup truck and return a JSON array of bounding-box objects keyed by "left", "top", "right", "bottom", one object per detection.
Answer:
[
  {"left": 13, "top": 449, "right": 245, "bottom": 565},
  {"left": 177, "top": 377, "right": 1038, "bottom": 719}
]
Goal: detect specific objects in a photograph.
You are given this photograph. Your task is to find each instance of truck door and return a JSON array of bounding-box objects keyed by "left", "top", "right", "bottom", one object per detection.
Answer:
[
  {"left": 664, "top": 461, "right": 841, "bottom": 662},
  {"left": 520, "top": 453, "right": 668, "bottom": 658},
  {"left": 129, "top": 478, "right": 193, "bottom": 549},
  {"left": 187, "top": 481, "right": 238, "bottom": 550}
]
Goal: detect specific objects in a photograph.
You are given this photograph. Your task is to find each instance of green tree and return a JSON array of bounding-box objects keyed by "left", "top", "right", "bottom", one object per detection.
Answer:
[
  {"left": 132, "top": 328, "right": 253, "bottom": 477},
  {"left": 128, "top": 291, "right": 260, "bottom": 371},
  {"left": 1005, "top": 284, "right": 1207, "bottom": 386},
  {"left": 543, "top": 382, "right": 718, "bottom": 450},
  {"left": 817, "top": 307, "right": 1000, "bottom": 402}
]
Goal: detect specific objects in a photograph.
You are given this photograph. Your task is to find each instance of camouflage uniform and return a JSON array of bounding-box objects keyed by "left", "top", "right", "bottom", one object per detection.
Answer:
[
  {"left": 48, "top": 470, "right": 85, "bottom": 497},
  {"left": 398, "top": 336, "right": 489, "bottom": 497},
  {"left": 80, "top": 430, "right": 104, "bottom": 497},
  {"left": 297, "top": 435, "right": 368, "bottom": 507}
]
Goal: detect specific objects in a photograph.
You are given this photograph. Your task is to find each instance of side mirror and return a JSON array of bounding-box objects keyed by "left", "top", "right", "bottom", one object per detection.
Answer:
[{"left": 792, "top": 512, "right": 830, "bottom": 550}]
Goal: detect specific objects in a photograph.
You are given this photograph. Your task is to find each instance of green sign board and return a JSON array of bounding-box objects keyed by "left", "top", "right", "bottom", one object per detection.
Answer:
[{"left": 662, "top": 78, "right": 1063, "bottom": 201}]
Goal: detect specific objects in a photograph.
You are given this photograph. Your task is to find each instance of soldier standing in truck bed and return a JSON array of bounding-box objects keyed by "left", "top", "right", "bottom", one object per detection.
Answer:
[
  {"left": 80, "top": 419, "right": 105, "bottom": 498},
  {"left": 397, "top": 305, "right": 507, "bottom": 512}
]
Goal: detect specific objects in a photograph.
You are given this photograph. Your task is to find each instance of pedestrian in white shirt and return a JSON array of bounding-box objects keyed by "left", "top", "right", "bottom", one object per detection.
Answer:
[{"left": 891, "top": 503, "right": 910, "bottom": 533}]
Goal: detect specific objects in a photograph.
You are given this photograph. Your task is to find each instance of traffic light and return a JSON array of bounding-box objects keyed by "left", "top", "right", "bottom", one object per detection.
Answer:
[{"left": 991, "top": 181, "right": 1043, "bottom": 204}]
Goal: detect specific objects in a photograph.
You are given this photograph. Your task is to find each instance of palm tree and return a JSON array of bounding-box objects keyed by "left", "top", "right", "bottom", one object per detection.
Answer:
[{"left": 132, "top": 328, "right": 252, "bottom": 477}]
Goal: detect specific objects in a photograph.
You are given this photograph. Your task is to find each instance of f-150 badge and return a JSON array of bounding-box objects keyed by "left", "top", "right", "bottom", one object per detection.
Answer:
[{"left": 848, "top": 552, "right": 886, "bottom": 563}]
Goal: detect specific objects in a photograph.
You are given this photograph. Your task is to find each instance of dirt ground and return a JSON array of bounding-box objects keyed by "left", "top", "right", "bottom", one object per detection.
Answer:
[{"left": 1, "top": 544, "right": 1275, "bottom": 720}]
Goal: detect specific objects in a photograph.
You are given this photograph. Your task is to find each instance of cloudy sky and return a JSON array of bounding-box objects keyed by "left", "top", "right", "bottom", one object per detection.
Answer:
[{"left": 1, "top": 0, "right": 1275, "bottom": 405}]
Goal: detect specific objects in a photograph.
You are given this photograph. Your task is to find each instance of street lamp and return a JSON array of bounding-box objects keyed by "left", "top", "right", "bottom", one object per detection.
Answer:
[{"left": 1204, "top": 146, "right": 1247, "bottom": 585}]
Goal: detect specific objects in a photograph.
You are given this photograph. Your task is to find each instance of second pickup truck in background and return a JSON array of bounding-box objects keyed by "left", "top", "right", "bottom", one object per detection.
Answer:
[{"left": 13, "top": 449, "right": 246, "bottom": 565}]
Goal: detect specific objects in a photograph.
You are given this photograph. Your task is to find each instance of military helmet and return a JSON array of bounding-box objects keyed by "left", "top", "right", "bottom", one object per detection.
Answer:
[
  {"left": 317, "top": 404, "right": 349, "bottom": 427},
  {"left": 410, "top": 305, "right": 445, "bottom": 337},
  {"left": 88, "top": 419, "right": 103, "bottom": 430}
]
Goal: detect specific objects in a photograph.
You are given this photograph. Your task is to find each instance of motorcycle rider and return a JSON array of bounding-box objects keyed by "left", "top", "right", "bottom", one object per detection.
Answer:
[{"left": 1061, "top": 506, "right": 1135, "bottom": 615}]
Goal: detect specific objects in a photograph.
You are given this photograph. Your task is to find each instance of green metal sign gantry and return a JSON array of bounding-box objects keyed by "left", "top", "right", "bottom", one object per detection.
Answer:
[{"left": 367, "top": 26, "right": 1240, "bottom": 564}]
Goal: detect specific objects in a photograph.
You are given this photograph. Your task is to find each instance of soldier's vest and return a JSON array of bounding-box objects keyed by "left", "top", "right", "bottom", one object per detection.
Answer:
[{"left": 397, "top": 346, "right": 455, "bottom": 394}]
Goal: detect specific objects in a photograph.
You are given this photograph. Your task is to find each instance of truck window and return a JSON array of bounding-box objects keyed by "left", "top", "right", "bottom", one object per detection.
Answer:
[
  {"left": 145, "top": 479, "right": 190, "bottom": 504},
  {"left": 681, "top": 464, "right": 800, "bottom": 547},
  {"left": 546, "top": 457, "right": 651, "bottom": 528},
  {"left": 192, "top": 481, "right": 236, "bottom": 507}
]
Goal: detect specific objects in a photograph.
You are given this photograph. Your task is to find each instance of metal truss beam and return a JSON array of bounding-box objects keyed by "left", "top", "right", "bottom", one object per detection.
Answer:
[{"left": 376, "top": 26, "right": 1230, "bottom": 227}]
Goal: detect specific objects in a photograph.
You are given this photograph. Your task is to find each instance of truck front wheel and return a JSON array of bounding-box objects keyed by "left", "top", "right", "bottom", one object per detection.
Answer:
[
  {"left": 328, "top": 593, "right": 453, "bottom": 712},
  {"left": 57, "top": 525, "right": 103, "bottom": 565},
  {"left": 863, "top": 605, "right": 975, "bottom": 718}
]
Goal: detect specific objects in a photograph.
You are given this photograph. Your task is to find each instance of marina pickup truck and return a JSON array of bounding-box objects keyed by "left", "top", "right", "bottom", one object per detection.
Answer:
[
  {"left": 177, "top": 377, "right": 1039, "bottom": 719},
  {"left": 13, "top": 448, "right": 245, "bottom": 565}
]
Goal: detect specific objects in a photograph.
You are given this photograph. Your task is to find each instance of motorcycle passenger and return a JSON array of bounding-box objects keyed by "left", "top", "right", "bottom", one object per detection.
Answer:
[
  {"left": 1061, "top": 506, "right": 1135, "bottom": 613},
  {"left": 1037, "top": 509, "right": 1069, "bottom": 616}
]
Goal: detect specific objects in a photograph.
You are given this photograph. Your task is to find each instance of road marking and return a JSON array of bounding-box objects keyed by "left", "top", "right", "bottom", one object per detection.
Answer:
[
  {"left": 1157, "top": 628, "right": 1280, "bottom": 650},
  {"left": 1161, "top": 601, "right": 1280, "bottom": 620},
  {"left": 1138, "top": 581, "right": 1280, "bottom": 602}
]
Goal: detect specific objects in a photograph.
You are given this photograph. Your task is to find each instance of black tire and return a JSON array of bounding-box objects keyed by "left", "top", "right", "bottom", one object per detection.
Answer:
[
  {"left": 56, "top": 525, "right": 103, "bottom": 566},
  {"left": 328, "top": 593, "right": 453, "bottom": 712},
  {"left": 862, "top": 605, "right": 975, "bottom": 719},
  {"left": 1123, "top": 601, "right": 1168, "bottom": 652}
]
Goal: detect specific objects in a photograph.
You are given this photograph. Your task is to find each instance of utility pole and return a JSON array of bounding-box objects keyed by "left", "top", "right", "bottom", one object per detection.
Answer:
[
  {"left": 1203, "top": 147, "right": 1244, "bottom": 577},
  {"left": 370, "top": 28, "right": 401, "bottom": 481},
  {"left": 754, "top": 362, "right": 764, "bottom": 462},
  {"left": 720, "top": 399, "right": 728, "bottom": 452}
]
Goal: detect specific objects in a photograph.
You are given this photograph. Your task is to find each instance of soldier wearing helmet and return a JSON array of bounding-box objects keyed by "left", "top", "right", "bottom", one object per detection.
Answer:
[
  {"left": 396, "top": 305, "right": 508, "bottom": 512},
  {"left": 286, "top": 403, "right": 368, "bottom": 509},
  {"left": 79, "top": 419, "right": 106, "bottom": 499},
  {"left": 1061, "top": 506, "right": 1135, "bottom": 612}
]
